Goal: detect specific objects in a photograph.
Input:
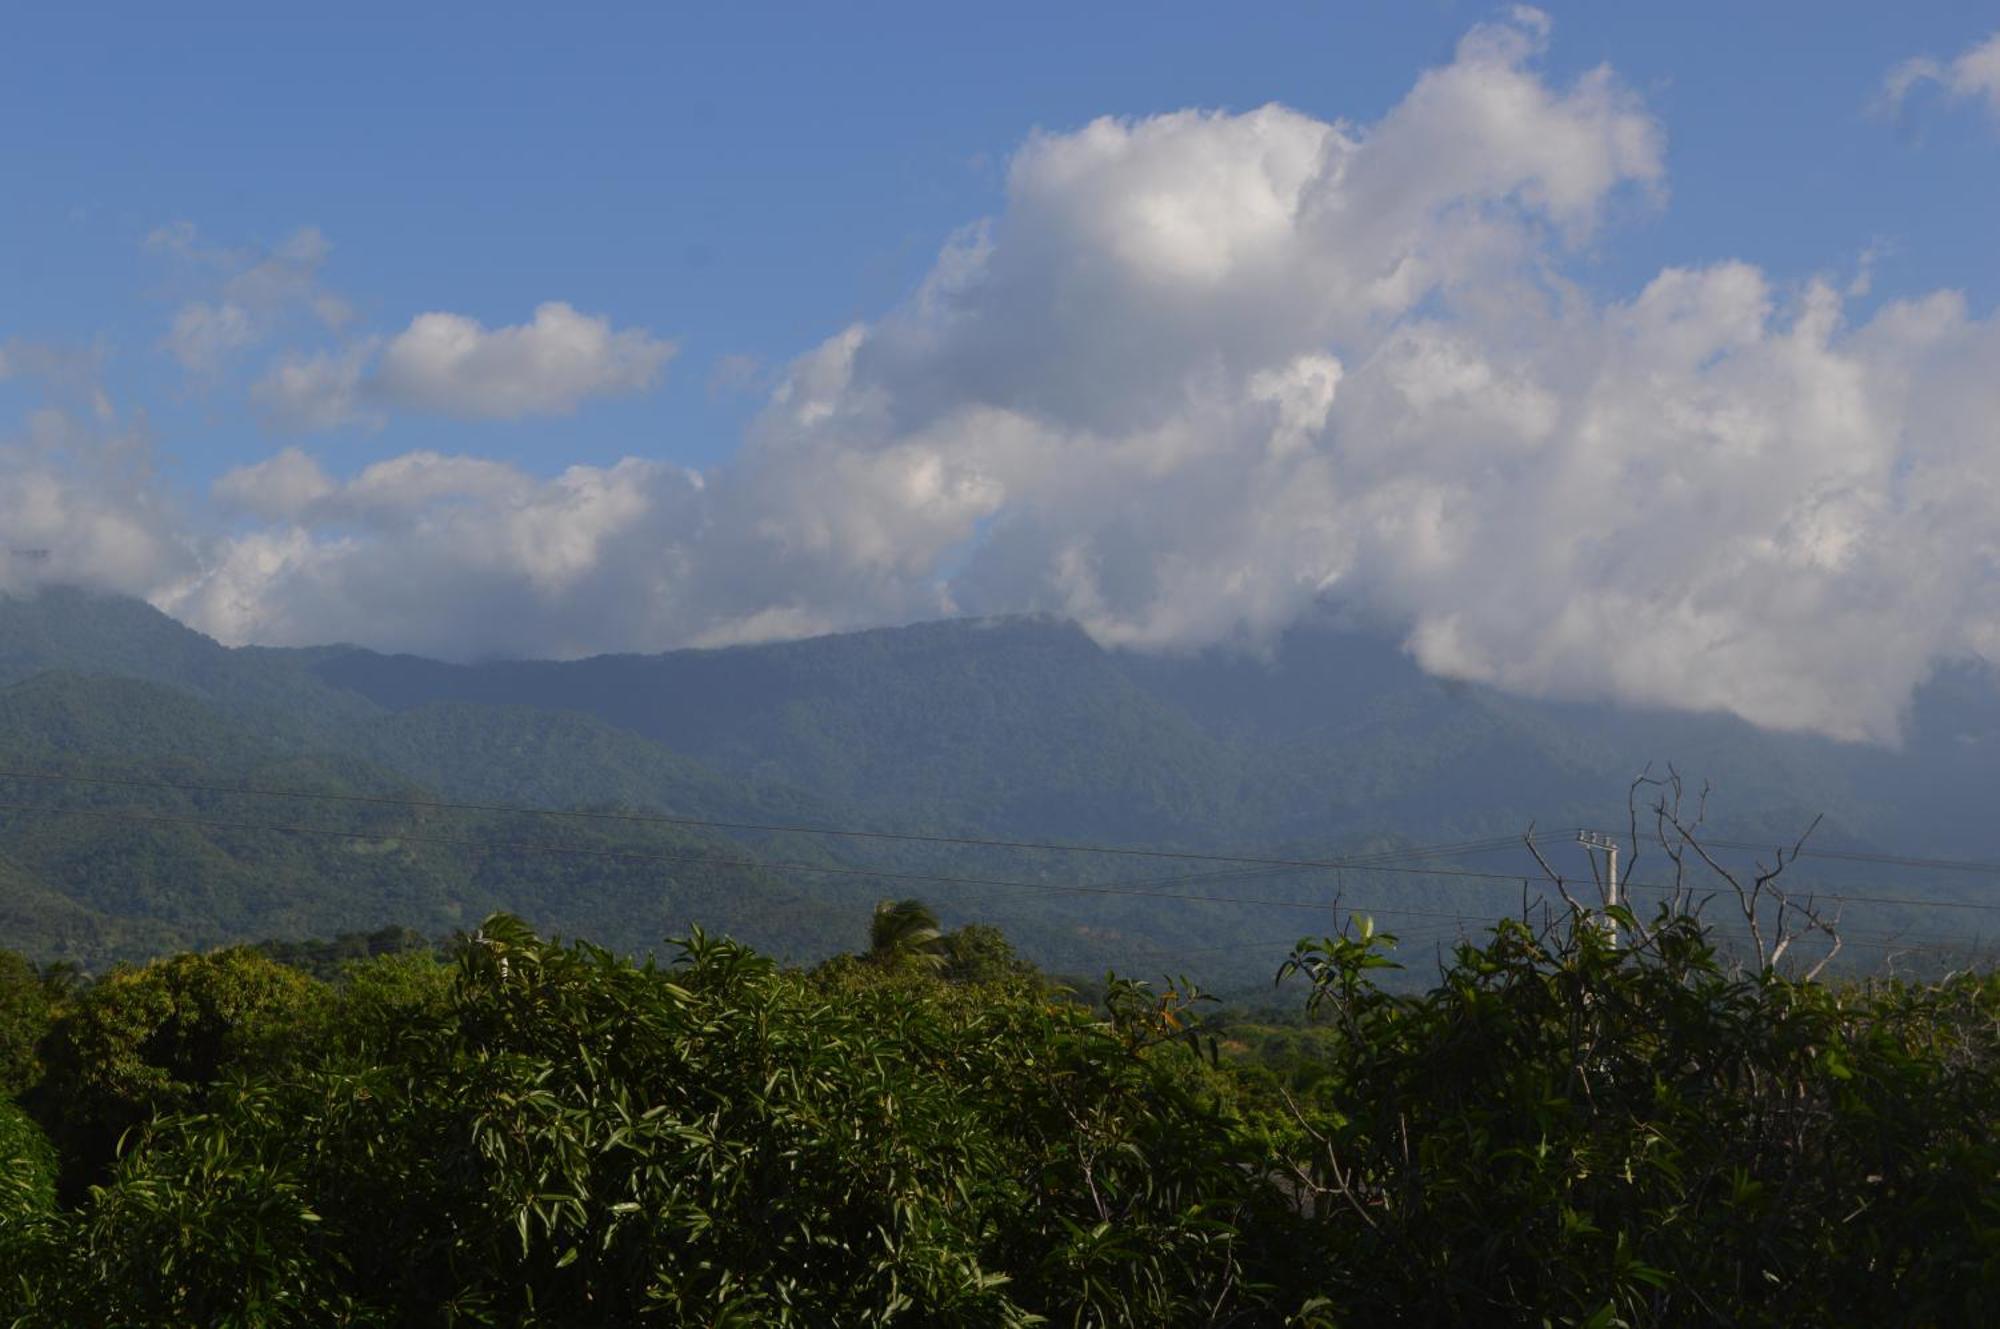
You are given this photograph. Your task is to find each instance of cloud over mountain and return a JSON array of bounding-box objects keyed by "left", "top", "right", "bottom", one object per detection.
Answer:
[{"left": 14, "top": 9, "right": 2000, "bottom": 744}]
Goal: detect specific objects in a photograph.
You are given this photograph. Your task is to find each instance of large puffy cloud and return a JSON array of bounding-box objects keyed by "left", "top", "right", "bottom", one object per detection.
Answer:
[
  {"left": 854, "top": 16, "right": 1658, "bottom": 439},
  {"left": 254, "top": 303, "right": 677, "bottom": 429},
  {"left": 28, "top": 8, "right": 2000, "bottom": 744}
]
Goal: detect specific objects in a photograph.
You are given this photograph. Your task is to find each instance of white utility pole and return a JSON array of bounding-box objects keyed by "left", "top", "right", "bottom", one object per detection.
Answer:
[{"left": 1577, "top": 831, "right": 1620, "bottom": 947}]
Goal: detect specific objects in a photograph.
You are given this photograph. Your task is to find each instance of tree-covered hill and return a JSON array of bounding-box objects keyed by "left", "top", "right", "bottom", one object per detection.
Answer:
[
  {"left": 0, "top": 588, "right": 379, "bottom": 742},
  {"left": 0, "top": 591, "right": 848, "bottom": 829},
  {"left": 0, "top": 670, "right": 869, "bottom": 971},
  {"left": 308, "top": 616, "right": 1246, "bottom": 842},
  {"left": 5, "top": 586, "right": 2000, "bottom": 984},
  {"left": 0, "top": 663, "right": 1305, "bottom": 982},
  {"left": 301, "top": 597, "right": 2000, "bottom": 862}
]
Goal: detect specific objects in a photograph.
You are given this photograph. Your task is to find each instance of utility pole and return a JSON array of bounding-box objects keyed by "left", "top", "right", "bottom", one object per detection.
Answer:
[{"left": 1577, "top": 831, "right": 1620, "bottom": 947}]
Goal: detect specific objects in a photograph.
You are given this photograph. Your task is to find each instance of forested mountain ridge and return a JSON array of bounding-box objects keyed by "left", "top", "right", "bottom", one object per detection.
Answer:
[
  {"left": 5, "top": 586, "right": 2000, "bottom": 981},
  {"left": 0, "top": 668, "right": 867, "bottom": 969},
  {"left": 0, "top": 588, "right": 379, "bottom": 742},
  {"left": 0, "top": 590, "right": 853, "bottom": 828},
  {"left": 307, "top": 617, "right": 1244, "bottom": 842},
  {"left": 0, "top": 597, "right": 1275, "bottom": 974},
  {"left": 7, "top": 586, "right": 1965, "bottom": 855},
  {"left": 304, "top": 605, "right": 1944, "bottom": 853}
]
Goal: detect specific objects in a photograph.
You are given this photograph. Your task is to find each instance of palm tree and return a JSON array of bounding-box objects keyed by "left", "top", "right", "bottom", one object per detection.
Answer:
[{"left": 867, "top": 898, "right": 947, "bottom": 970}]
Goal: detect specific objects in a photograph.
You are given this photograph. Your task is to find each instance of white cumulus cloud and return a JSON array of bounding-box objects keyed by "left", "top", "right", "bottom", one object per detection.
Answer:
[
  {"left": 374, "top": 302, "right": 678, "bottom": 420},
  {"left": 252, "top": 303, "right": 676, "bottom": 430},
  {"left": 166, "top": 453, "right": 696, "bottom": 659}
]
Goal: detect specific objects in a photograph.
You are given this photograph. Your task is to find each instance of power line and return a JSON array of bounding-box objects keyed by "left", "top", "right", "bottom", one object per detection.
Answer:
[
  {"left": 0, "top": 800, "right": 1468, "bottom": 917},
  {"left": 0, "top": 767, "right": 1545, "bottom": 878},
  {"left": 4, "top": 796, "right": 1983, "bottom": 969},
  {"left": 1125, "top": 922, "right": 1990, "bottom": 965},
  {"left": 1581, "top": 826, "right": 2000, "bottom": 880},
  {"left": 5, "top": 769, "right": 1998, "bottom": 920}
]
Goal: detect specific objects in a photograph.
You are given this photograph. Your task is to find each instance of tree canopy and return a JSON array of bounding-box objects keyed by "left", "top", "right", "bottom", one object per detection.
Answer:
[{"left": 0, "top": 901, "right": 1994, "bottom": 1324}]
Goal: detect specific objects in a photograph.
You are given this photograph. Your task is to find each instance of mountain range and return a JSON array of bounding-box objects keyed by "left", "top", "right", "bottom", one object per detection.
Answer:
[{"left": 2, "top": 586, "right": 1996, "bottom": 986}]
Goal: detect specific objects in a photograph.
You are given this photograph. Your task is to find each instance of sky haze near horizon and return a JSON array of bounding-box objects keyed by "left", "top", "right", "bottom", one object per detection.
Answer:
[{"left": 4, "top": 2, "right": 2000, "bottom": 743}]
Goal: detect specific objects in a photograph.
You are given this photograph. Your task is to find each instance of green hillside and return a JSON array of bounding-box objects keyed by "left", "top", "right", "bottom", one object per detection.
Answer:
[
  {"left": 4, "top": 587, "right": 1998, "bottom": 985},
  {"left": 0, "top": 670, "right": 864, "bottom": 970},
  {"left": 0, "top": 588, "right": 380, "bottom": 742},
  {"left": 309, "top": 618, "right": 1246, "bottom": 842},
  {"left": 308, "top": 607, "right": 1894, "bottom": 850}
]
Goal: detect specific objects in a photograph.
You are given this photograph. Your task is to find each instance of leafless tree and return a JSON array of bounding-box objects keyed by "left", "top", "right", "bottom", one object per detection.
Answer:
[
  {"left": 1520, "top": 768, "right": 1843, "bottom": 977},
  {"left": 1623, "top": 768, "right": 1846, "bottom": 976}
]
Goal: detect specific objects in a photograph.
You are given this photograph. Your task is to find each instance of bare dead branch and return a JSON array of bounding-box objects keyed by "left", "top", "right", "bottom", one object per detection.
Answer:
[{"left": 1523, "top": 824, "right": 1589, "bottom": 921}]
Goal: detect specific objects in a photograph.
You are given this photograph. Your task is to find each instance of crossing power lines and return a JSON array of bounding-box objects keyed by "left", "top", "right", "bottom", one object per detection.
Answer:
[{"left": 0, "top": 768, "right": 1992, "bottom": 964}]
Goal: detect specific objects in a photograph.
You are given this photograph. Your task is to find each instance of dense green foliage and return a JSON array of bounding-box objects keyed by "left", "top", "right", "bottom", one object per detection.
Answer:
[
  {"left": 1261, "top": 916, "right": 2000, "bottom": 1324},
  {"left": 866, "top": 896, "right": 949, "bottom": 969},
  {"left": 0, "top": 904, "right": 1993, "bottom": 1325},
  {"left": 32, "top": 947, "right": 327, "bottom": 1197}
]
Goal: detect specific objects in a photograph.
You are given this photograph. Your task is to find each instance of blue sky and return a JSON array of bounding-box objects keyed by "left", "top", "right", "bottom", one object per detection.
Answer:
[
  {"left": 4, "top": 3, "right": 2000, "bottom": 740},
  {"left": 6, "top": 2, "right": 1995, "bottom": 480}
]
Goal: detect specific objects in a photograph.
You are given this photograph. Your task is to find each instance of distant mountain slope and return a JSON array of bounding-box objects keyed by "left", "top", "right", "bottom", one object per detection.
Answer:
[
  {"left": 0, "top": 589, "right": 850, "bottom": 830},
  {"left": 306, "top": 612, "right": 1897, "bottom": 850},
  {"left": 0, "top": 663, "right": 1295, "bottom": 982},
  {"left": 308, "top": 618, "right": 1245, "bottom": 842},
  {"left": 343, "top": 703, "right": 853, "bottom": 828},
  {"left": 1112, "top": 626, "right": 1876, "bottom": 847},
  {"left": 8, "top": 587, "right": 2000, "bottom": 984},
  {"left": 0, "top": 670, "right": 867, "bottom": 970},
  {"left": 0, "top": 588, "right": 380, "bottom": 740}
]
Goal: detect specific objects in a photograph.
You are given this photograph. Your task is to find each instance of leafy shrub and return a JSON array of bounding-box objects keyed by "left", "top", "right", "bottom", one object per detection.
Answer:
[{"left": 1271, "top": 910, "right": 2000, "bottom": 1326}]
